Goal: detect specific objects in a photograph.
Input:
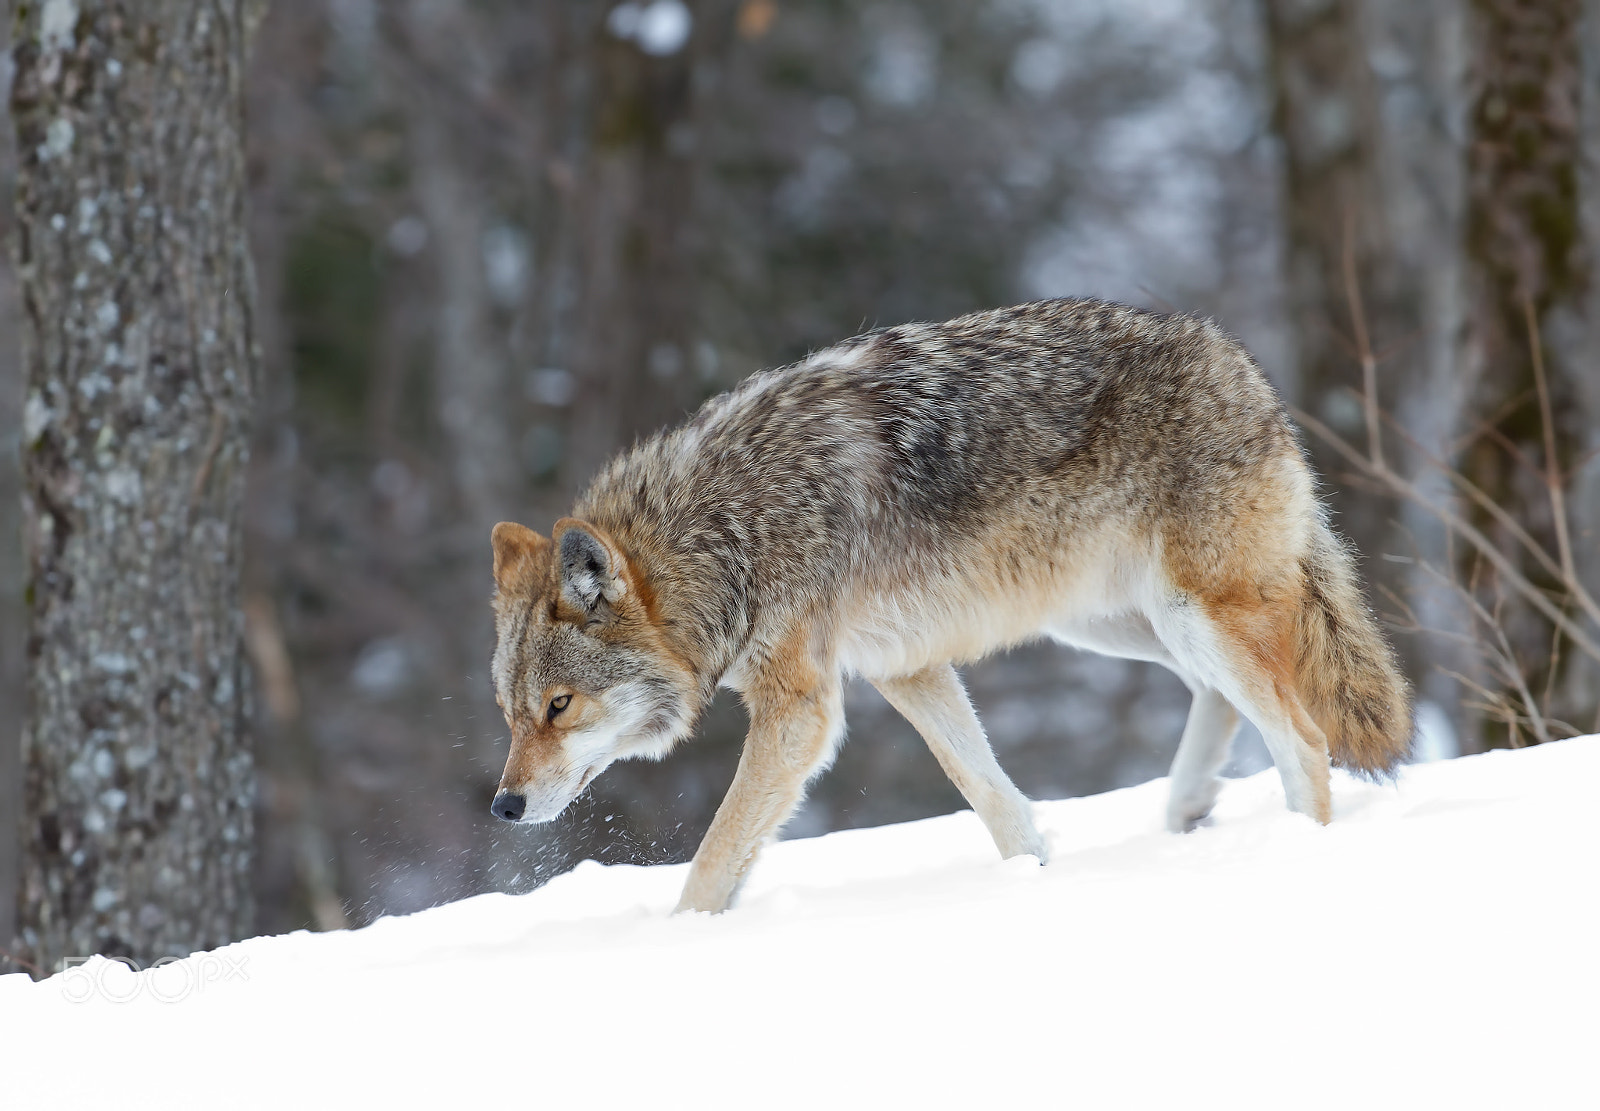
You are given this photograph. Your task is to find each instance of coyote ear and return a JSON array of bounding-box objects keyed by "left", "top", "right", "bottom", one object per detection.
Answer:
[
  {"left": 554, "top": 518, "right": 628, "bottom": 616},
  {"left": 491, "top": 522, "right": 549, "bottom": 591}
]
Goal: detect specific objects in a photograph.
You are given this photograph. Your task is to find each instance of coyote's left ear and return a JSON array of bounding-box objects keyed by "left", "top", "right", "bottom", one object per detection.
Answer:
[
  {"left": 491, "top": 521, "right": 549, "bottom": 593},
  {"left": 553, "top": 517, "right": 629, "bottom": 617}
]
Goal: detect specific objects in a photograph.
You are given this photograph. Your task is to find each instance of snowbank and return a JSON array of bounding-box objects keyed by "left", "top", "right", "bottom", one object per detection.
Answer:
[{"left": 4, "top": 738, "right": 1597, "bottom": 1109}]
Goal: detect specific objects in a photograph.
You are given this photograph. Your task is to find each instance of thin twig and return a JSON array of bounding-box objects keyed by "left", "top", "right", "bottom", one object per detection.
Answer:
[
  {"left": 1453, "top": 701, "right": 1581, "bottom": 740},
  {"left": 1311, "top": 238, "right": 1594, "bottom": 746},
  {"left": 1377, "top": 583, "right": 1421, "bottom": 630},
  {"left": 1383, "top": 609, "right": 1488, "bottom": 656},
  {"left": 1364, "top": 392, "right": 1600, "bottom": 629},
  {"left": 1341, "top": 205, "right": 1383, "bottom": 470},
  {"left": 1293, "top": 404, "right": 1600, "bottom": 667},
  {"left": 1570, "top": 441, "right": 1600, "bottom": 478},
  {"left": 1439, "top": 666, "right": 1507, "bottom": 708},
  {"left": 1402, "top": 554, "right": 1564, "bottom": 745},
  {"left": 1541, "top": 594, "right": 1570, "bottom": 726},
  {"left": 1421, "top": 559, "right": 1552, "bottom": 746},
  {"left": 1490, "top": 619, "right": 1552, "bottom": 746},
  {"left": 1415, "top": 560, "right": 1517, "bottom": 670},
  {"left": 1524, "top": 296, "right": 1577, "bottom": 584},
  {"left": 1439, "top": 670, "right": 1521, "bottom": 746},
  {"left": 0, "top": 947, "right": 44, "bottom": 978},
  {"left": 1372, "top": 327, "right": 1423, "bottom": 366},
  {"left": 1449, "top": 388, "right": 1534, "bottom": 458},
  {"left": 1464, "top": 412, "right": 1542, "bottom": 485}
]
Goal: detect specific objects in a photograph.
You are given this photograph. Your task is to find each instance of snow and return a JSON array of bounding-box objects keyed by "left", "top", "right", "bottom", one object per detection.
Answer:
[
  {"left": 4, "top": 738, "right": 1597, "bottom": 1109},
  {"left": 607, "top": 1, "right": 692, "bottom": 57}
]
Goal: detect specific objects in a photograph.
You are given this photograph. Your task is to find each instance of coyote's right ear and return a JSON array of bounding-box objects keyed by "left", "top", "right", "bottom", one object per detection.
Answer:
[
  {"left": 491, "top": 522, "right": 549, "bottom": 592},
  {"left": 553, "top": 517, "right": 629, "bottom": 619}
]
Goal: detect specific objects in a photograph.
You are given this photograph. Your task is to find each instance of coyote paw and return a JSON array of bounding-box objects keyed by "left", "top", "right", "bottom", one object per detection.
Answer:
[
  {"left": 1166, "top": 783, "right": 1222, "bottom": 833},
  {"left": 1166, "top": 808, "right": 1214, "bottom": 834},
  {"left": 997, "top": 829, "right": 1049, "bottom": 865},
  {"left": 1010, "top": 841, "right": 1049, "bottom": 866},
  {"left": 1164, "top": 774, "right": 1222, "bottom": 832}
]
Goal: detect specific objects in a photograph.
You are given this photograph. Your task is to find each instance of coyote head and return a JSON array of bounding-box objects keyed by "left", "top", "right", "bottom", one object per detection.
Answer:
[{"left": 487, "top": 518, "right": 697, "bottom": 824}]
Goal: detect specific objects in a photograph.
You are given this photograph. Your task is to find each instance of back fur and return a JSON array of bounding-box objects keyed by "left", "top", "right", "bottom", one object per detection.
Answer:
[{"left": 1294, "top": 521, "right": 1413, "bottom": 778}]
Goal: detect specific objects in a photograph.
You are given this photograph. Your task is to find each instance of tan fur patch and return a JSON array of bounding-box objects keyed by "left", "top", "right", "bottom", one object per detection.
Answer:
[{"left": 492, "top": 521, "right": 550, "bottom": 594}]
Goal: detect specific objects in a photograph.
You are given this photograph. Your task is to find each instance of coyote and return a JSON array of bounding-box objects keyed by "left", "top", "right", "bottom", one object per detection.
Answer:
[{"left": 487, "top": 299, "right": 1412, "bottom": 912}]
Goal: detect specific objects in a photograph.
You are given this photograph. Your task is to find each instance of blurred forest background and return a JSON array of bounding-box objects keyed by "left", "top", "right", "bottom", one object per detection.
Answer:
[{"left": 3, "top": 0, "right": 1598, "bottom": 949}]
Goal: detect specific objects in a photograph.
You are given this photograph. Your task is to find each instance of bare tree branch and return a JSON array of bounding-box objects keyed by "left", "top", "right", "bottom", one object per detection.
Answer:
[
  {"left": 1341, "top": 205, "right": 1383, "bottom": 470},
  {"left": 1292, "top": 404, "right": 1600, "bottom": 667},
  {"left": 1524, "top": 295, "right": 1577, "bottom": 584}
]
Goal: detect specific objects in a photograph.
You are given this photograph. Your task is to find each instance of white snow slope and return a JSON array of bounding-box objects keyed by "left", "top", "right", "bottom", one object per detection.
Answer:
[{"left": 4, "top": 738, "right": 1598, "bottom": 1110}]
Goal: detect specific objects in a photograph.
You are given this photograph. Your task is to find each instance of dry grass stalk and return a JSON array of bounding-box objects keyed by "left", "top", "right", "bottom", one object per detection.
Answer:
[{"left": 1292, "top": 252, "right": 1598, "bottom": 748}]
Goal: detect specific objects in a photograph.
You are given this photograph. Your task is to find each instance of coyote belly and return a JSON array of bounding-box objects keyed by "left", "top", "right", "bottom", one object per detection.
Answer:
[{"left": 486, "top": 298, "right": 1413, "bottom": 912}]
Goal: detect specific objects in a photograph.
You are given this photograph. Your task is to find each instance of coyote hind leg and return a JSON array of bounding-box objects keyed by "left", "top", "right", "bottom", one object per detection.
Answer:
[
  {"left": 1165, "top": 687, "right": 1240, "bottom": 832},
  {"left": 1153, "top": 601, "right": 1332, "bottom": 824},
  {"left": 873, "top": 664, "right": 1047, "bottom": 862},
  {"left": 1046, "top": 613, "right": 1242, "bottom": 832}
]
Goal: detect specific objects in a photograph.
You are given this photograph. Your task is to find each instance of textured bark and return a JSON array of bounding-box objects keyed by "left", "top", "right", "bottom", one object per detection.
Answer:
[
  {"left": 1576, "top": 2, "right": 1600, "bottom": 688},
  {"left": 1458, "top": 0, "right": 1595, "bottom": 741},
  {"left": 0, "top": 130, "right": 21, "bottom": 963},
  {"left": 1357, "top": 2, "right": 1475, "bottom": 742},
  {"left": 11, "top": 0, "right": 261, "bottom": 972}
]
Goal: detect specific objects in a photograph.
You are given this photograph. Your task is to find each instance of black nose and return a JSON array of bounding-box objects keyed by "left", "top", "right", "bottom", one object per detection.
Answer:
[{"left": 492, "top": 792, "right": 526, "bottom": 822}]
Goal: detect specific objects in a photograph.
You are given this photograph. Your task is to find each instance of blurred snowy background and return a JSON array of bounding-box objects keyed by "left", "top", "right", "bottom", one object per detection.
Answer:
[{"left": 4, "top": 0, "right": 1595, "bottom": 940}]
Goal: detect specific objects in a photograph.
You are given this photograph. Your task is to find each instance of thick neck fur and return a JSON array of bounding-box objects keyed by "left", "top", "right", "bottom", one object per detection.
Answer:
[{"left": 571, "top": 483, "right": 758, "bottom": 705}]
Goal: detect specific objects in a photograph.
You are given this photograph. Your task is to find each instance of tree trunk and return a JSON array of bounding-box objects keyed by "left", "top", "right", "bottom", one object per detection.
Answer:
[
  {"left": 1575, "top": 2, "right": 1600, "bottom": 728},
  {"left": 1458, "top": 0, "right": 1595, "bottom": 744},
  {"left": 1261, "top": 0, "right": 1413, "bottom": 585},
  {"left": 0, "top": 92, "right": 21, "bottom": 966},
  {"left": 11, "top": 0, "right": 262, "bottom": 973},
  {"left": 561, "top": 6, "right": 705, "bottom": 486}
]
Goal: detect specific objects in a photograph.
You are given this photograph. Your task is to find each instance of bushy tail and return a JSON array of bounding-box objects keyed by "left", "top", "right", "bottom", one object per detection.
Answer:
[{"left": 1293, "top": 523, "right": 1414, "bottom": 779}]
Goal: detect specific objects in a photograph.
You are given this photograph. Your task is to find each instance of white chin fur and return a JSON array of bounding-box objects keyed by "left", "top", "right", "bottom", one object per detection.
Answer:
[{"left": 520, "top": 760, "right": 609, "bottom": 822}]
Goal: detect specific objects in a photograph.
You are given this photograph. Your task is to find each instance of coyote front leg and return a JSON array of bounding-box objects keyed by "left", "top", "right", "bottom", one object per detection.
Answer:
[{"left": 675, "top": 681, "right": 844, "bottom": 913}]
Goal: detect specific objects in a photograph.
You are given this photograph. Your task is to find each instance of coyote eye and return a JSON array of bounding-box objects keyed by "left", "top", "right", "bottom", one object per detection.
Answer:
[{"left": 548, "top": 694, "right": 571, "bottom": 720}]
